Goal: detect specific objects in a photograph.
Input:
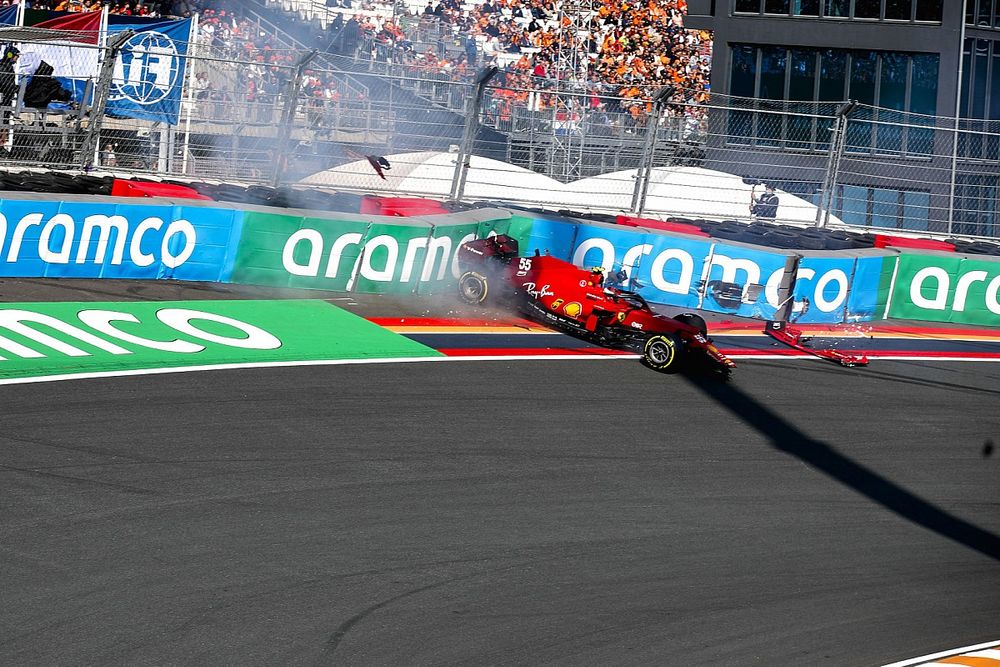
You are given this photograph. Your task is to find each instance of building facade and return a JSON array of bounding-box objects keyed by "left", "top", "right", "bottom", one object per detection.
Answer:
[{"left": 686, "top": 1, "right": 1000, "bottom": 238}]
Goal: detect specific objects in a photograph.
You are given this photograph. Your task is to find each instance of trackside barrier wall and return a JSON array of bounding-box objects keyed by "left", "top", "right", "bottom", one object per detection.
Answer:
[
  {"left": 882, "top": 250, "right": 1000, "bottom": 326},
  {"left": 0, "top": 194, "right": 243, "bottom": 282},
  {"left": 231, "top": 208, "right": 514, "bottom": 294},
  {"left": 2, "top": 194, "right": 999, "bottom": 327},
  {"left": 513, "top": 213, "right": 886, "bottom": 323}
]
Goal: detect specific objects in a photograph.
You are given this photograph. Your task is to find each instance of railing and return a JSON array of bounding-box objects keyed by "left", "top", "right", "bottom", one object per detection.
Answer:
[{"left": 4, "top": 32, "right": 1000, "bottom": 239}]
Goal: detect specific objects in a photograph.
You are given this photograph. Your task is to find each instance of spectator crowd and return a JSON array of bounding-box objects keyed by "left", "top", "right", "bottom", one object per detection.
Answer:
[
  {"left": 275, "top": 0, "right": 712, "bottom": 130},
  {"left": 16, "top": 0, "right": 169, "bottom": 16},
  {"left": 4, "top": 0, "right": 712, "bottom": 132}
]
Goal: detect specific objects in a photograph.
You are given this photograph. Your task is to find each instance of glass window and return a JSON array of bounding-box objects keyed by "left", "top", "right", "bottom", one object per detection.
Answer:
[
  {"left": 960, "top": 39, "right": 973, "bottom": 117},
  {"left": 758, "top": 47, "right": 787, "bottom": 145},
  {"left": 909, "top": 54, "right": 939, "bottom": 115},
  {"left": 818, "top": 49, "right": 847, "bottom": 100},
  {"left": 885, "top": 0, "right": 912, "bottom": 20},
  {"left": 788, "top": 50, "right": 817, "bottom": 148},
  {"left": 735, "top": 0, "right": 761, "bottom": 12},
  {"left": 990, "top": 45, "right": 1000, "bottom": 119},
  {"left": 759, "top": 46, "right": 787, "bottom": 99},
  {"left": 730, "top": 44, "right": 758, "bottom": 97},
  {"left": 872, "top": 188, "right": 901, "bottom": 228},
  {"left": 847, "top": 52, "right": 877, "bottom": 150},
  {"left": 789, "top": 49, "right": 817, "bottom": 99},
  {"left": 764, "top": 0, "right": 790, "bottom": 13},
  {"left": 979, "top": 0, "right": 992, "bottom": 26},
  {"left": 966, "top": 0, "right": 975, "bottom": 25},
  {"left": 908, "top": 53, "right": 938, "bottom": 154},
  {"left": 879, "top": 52, "right": 908, "bottom": 110},
  {"left": 793, "top": 0, "right": 820, "bottom": 15},
  {"left": 995, "top": 0, "right": 1000, "bottom": 28},
  {"left": 824, "top": 0, "right": 850, "bottom": 16},
  {"left": 914, "top": 0, "right": 941, "bottom": 21},
  {"left": 973, "top": 39, "right": 990, "bottom": 118},
  {"left": 854, "top": 0, "right": 881, "bottom": 18},
  {"left": 849, "top": 52, "right": 877, "bottom": 104},
  {"left": 901, "top": 191, "right": 931, "bottom": 231},
  {"left": 729, "top": 45, "right": 757, "bottom": 144},
  {"left": 840, "top": 185, "right": 870, "bottom": 226},
  {"left": 878, "top": 53, "right": 907, "bottom": 152}
]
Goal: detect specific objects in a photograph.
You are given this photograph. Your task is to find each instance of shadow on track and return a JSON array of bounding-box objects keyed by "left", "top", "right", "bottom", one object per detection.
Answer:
[{"left": 683, "top": 371, "right": 1000, "bottom": 562}]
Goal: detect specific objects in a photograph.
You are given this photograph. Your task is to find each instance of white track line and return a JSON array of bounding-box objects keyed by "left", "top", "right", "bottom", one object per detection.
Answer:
[
  {"left": 881, "top": 640, "right": 1000, "bottom": 666},
  {"left": 0, "top": 352, "right": 995, "bottom": 387}
]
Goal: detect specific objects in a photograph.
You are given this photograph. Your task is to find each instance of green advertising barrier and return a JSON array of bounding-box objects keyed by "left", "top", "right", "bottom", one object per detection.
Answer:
[
  {"left": 231, "top": 209, "right": 513, "bottom": 294},
  {"left": 886, "top": 252, "right": 1000, "bottom": 326},
  {"left": 0, "top": 300, "right": 440, "bottom": 381}
]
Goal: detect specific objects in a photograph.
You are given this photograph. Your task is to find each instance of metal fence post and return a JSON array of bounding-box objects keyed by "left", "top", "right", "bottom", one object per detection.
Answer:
[
  {"left": 816, "top": 100, "right": 855, "bottom": 228},
  {"left": 630, "top": 87, "right": 672, "bottom": 215},
  {"left": 79, "top": 29, "right": 134, "bottom": 169},
  {"left": 272, "top": 49, "right": 318, "bottom": 187},
  {"left": 449, "top": 65, "right": 498, "bottom": 203}
]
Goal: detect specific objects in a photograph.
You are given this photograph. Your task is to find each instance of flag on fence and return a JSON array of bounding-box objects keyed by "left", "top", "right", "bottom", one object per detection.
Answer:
[
  {"left": 0, "top": 5, "right": 18, "bottom": 26},
  {"left": 106, "top": 18, "right": 192, "bottom": 125},
  {"left": 15, "top": 10, "right": 100, "bottom": 88}
]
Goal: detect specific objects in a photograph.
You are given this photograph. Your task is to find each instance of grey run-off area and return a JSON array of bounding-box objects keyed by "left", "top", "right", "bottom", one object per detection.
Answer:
[{"left": 1, "top": 354, "right": 998, "bottom": 665}]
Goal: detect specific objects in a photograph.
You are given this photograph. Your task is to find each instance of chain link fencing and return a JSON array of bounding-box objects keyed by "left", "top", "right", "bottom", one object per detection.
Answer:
[{"left": 1, "top": 30, "right": 999, "bottom": 240}]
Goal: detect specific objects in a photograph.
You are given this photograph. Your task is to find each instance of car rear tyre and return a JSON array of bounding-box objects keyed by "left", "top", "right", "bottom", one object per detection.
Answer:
[
  {"left": 673, "top": 313, "right": 707, "bottom": 336},
  {"left": 458, "top": 271, "right": 489, "bottom": 305},
  {"left": 642, "top": 334, "right": 682, "bottom": 372}
]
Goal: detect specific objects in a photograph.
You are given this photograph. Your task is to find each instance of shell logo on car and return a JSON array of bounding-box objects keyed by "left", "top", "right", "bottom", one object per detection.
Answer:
[{"left": 563, "top": 302, "right": 583, "bottom": 318}]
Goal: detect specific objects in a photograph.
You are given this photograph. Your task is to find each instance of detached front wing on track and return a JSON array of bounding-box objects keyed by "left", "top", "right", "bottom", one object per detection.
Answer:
[{"left": 764, "top": 321, "right": 869, "bottom": 367}]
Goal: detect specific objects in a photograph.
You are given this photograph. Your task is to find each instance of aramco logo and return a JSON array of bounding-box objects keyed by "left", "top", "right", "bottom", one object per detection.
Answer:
[{"left": 110, "top": 31, "right": 180, "bottom": 106}]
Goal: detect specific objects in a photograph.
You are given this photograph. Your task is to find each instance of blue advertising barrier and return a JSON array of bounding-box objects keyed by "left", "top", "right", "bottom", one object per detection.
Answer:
[
  {"left": 0, "top": 195, "right": 892, "bottom": 323},
  {"left": 0, "top": 200, "right": 242, "bottom": 282},
  {"left": 702, "top": 242, "right": 790, "bottom": 320},
  {"left": 790, "top": 254, "right": 887, "bottom": 324},
  {"left": 518, "top": 217, "right": 578, "bottom": 261}
]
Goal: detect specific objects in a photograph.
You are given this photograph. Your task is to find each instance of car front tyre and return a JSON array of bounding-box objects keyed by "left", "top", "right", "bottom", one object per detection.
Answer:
[{"left": 642, "top": 334, "right": 682, "bottom": 372}]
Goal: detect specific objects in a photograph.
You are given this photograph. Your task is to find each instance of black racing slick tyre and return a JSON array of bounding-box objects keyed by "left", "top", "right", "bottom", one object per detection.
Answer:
[
  {"left": 642, "top": 334, "right": 683, "bottom": 372},
  {"left": 673, "top": 312, "right": 708, "bottom": 336},
  {"left": 458, "top": 271, "right": 489, "bottom": 305}
]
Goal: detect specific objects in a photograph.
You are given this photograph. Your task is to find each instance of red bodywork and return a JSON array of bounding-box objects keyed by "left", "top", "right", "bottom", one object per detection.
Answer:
[{"left": 457, "top": 235, "right": 735, "bottom": 373}]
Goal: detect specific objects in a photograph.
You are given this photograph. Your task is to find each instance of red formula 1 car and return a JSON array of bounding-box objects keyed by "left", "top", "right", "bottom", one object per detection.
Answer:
[{"left": 456, "top": 234, "right": 736, "bottom": 376}]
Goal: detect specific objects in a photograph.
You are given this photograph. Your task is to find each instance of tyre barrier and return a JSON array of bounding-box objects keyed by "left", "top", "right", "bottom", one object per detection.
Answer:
[{"left": 3, "top": 169, "right": 997, "bottom": 257}]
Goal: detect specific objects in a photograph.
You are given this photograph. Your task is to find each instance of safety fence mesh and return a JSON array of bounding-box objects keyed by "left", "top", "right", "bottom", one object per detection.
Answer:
[{"left": 1, "top": 31, "right": 1000, "bottom": 239}]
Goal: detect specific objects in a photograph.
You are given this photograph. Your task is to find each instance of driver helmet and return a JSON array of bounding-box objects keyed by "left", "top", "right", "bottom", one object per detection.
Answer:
[{"left": 589, "top": 266, "right": 604, "bottom": 284}]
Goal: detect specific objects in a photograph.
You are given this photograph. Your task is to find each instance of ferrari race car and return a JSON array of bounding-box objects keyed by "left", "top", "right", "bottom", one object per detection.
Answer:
[{"left": 456, "top": 235, "right": 736, "bottom": 376}]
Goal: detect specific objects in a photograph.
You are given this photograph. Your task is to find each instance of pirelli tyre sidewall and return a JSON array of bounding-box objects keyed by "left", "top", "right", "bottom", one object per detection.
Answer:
[
  {"left": 642, "top": 333, "right": 682, "bottom": 372},
  {"left": 458, "top": 271, "right": 489, "bottom": 305}
]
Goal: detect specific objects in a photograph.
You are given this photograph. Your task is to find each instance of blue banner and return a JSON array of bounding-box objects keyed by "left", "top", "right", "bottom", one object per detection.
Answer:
[
  {"left": 846, "top": 255, "right": 887, "bottom": 323},
  {"left": 519, "top": 217, "right": 578, "bottom": 261},
  {"left": 793, "top": 256, "right": 856, "bottom": 324},
  {"left": 637, "top": 233, "right": 714, "bottom": 310},
  {"left": 107, "top": 18, "right": 192, "bottom": 125},
  {"left": 0, "top": 200, "right": 241, "bottom": 282},
  {"left": 702, "top": 243, "right": 789, "bottom": 319},
  {"left": 0, "top": 5, "right": 17, "bottom": 26},
  {"left": 566, "top": 224, "right": 714, "bottom": 310}
]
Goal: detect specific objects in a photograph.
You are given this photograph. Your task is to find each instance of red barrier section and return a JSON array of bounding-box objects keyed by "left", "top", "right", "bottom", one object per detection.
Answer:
[
  {"left": 874, "top": 234, "right": 955, "bottom": 252},
  {"left": 616, "top": 215, "right": 710, "bottom": 237},
  {"left": 360, "top": 195, "right": 448, "bottom": 217},
  {"left": 111, "top": 179, "right": 212, "bottom": 200}
]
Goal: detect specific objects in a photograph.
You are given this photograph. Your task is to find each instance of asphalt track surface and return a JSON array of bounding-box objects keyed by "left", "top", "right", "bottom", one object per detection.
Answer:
[{"left": 1, "top": 279, "right": 999, "bottom": 665}]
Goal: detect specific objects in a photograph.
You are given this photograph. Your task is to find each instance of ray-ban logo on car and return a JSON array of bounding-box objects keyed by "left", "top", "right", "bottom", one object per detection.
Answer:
[{"left": 110, "top": 31, "right": 181, "bottom": 106}]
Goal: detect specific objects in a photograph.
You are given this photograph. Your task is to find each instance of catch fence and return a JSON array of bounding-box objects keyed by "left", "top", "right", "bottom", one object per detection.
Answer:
[{"left": 0, "top": 30, "right": 999, "bottom": 239}]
